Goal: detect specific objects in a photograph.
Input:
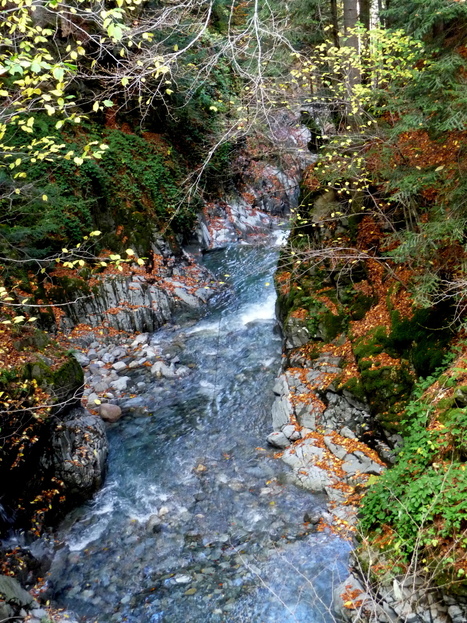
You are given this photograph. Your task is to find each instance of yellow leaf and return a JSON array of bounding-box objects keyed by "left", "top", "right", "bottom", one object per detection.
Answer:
[
  {"left": 42, "top": 194, "right": 48, "bottom": 201},
  {"left": 125, "top": 248, "right": 134, "bottom": 256}
]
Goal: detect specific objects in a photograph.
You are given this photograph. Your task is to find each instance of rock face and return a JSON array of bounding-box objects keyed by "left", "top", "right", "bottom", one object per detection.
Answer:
[
  {"left": 59, "top": 236, "right": 218, "bottom": 333},
  {"left": 42, "top": 408, "right": 108, "bottom": 500},
  {"left": 196, "top": 112, "right": 315, "bottom": 250}
]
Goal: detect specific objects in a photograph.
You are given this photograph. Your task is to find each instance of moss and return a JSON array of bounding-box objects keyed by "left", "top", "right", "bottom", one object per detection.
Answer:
[
  {"left": 353, "top": 327, "right": 391, "bottom": 361},
  {"left": 23, "top": 355, "right": 83, "bottom": 411},
  {"left": 341, "top": 376, "right": 367, "bottom": 403},
  {"left": 389, "top": 307, "right": 452, "bottom": 377},
  {"left": 317, "top": 309, "right": 348, "bottom": 341},
  {"left": 360, "top": 362, "right": 415, "bottom": 429},
  {"left": 348, "top": 292, "right": 378, "bottom": 321}
]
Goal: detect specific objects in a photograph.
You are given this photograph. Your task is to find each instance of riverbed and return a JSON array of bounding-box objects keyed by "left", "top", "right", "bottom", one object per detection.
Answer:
[{"left": 46, "top": 232, "right": 351, "bottom": 622}]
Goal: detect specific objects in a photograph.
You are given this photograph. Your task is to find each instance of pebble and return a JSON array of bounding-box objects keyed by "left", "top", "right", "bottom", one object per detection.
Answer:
[
  {"left": 112, "top": 361, "right": 127, "bottom": 371},
  {"left": 87, "top": 392, "right": 99, "bottom": 405},
  {"left": 99, "top": 404, "right": 122, "bottom": 423}
]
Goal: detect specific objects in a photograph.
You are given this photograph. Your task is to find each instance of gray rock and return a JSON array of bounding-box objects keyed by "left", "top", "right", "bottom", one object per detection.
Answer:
[
  {"left": 296, "top": 465, "right": 332, "bottom": 491},
  {"left": 111, "top": 347, "right": 126, "bottom": 358},
  {"left": 99, "top": 403, "right": 122, "bottom": 423},
  {"left": 295, "top": 403, "right": 316, "bottom": 430},
  {"left": 284, "top": 317, "right": 310, "bottom": 349},
  {"left": 303, "top": 510, "right": 321, "bottom": 524},
  {"left": 128, "top": 360, "right": 140, "bottom": 369},
  {"left": 0, "top": 575, "right": 35, "bottom": 608},
  {"left": 151, "top": 361, "right": 178, "bottom": 379},
  {"left": 0, "top": 603, "right": 15, "bottom": 620},
  {"left": 324, "top": 437, "right": 347, "bottom": 460},
  {"left": 112, "top": 361, "right": 127, "bottom": 372},
  {"left": 102, "top": 353, "right": 115, "bottom": 364},
  {"left": 72, "top": 351, "right": 90, "bottom": 367},
  {"left": 340, "top": 426, "right": 357, "bottom": 439},
  {"left": 93, "top": 381, "right": 109, "bottom": 393},
  {"left": 281, "top": 424, "right": 296, "bottom": 438},
  {"left": 282, "top": 424, "right": 300, "bottom": 440},
  {"left": 174, "top": 287, "right": 201, "bottom": 308},
  {"left": 87, "top": 392, "right": 100, "bottom": 405},
  {"left": 273, "top": 375, "right": 288, "bottom": 397},
  {"left": 341, "top": 451, "right": 383, "bottom": 476},
  {"left": 267, "top": 431, "right": 290, "bottom": 448},
  {"left": 333, "top": 575, "right": 371, "bottom": 620},
  {"left": 131, "top": 333, "right": 149, "bottom": 347},
  {"left": 31, "top": 608, "right": 48, "bottom": 619},
  {"left": 110, "top": 376, "right": 130, "bottom": 391},
  {"left": 41, "top": 408, "right": 108, "bottom": 499},
  {"left": 272, "top": 394, "right": 293, "bottom": 430},
  {"left": 146, "top": 514, "right": 163, "bottom": 533}
]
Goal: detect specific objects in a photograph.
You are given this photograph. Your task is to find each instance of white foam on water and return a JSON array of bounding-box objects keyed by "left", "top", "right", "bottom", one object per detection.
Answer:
[
  {"left": 67, "top": 496, "right": 117, "bottom": 551},
  {"left": 240, "top": 291, "right": 277, "bottom": 325},
  {"left": 185, "top": 320, "right": 221, "bottom": 336},
  {"left": 272, "top": 228, "right": 290, "bottom": 247}
]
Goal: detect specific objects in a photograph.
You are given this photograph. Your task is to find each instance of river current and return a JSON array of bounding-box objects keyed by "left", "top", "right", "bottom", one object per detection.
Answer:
[{"left": 47, "top": 232, "right": 350, "bottom": 622}]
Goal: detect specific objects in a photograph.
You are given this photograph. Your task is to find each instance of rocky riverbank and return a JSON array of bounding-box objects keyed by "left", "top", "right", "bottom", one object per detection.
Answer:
[{"left": 266, "top": 164, "right": 467, "bottom": 622}]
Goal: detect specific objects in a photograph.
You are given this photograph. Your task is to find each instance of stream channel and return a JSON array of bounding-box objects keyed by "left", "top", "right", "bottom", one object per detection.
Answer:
[{"left": 46, "top": 230, "right": 351, "bottom": 622}]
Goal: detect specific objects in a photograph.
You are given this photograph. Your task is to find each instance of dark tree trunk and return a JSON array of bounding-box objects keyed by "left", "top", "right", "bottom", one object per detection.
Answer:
[
  {"left": 330, "top": 0, "right": 340, "bottom": 48},
  {"left": 359, "top": 0, "right": 371, "bottom": 29}
]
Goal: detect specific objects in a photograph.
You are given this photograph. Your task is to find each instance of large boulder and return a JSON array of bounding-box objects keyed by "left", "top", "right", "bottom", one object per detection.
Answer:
[
  {"left": 42, "top": 408, "right": 108, "bottom": 500},
  {"left": 0, "top": 575, "right": 37, "bottom": 619}
]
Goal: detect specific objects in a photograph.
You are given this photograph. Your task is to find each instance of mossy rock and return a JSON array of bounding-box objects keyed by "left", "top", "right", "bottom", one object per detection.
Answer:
[
  {"left": 340, "top": 376, "right": 368, "bottom": 403},
  {"left": 12, "top": 329, "right": 49, "bottom": 352},
  {"left": 353, "top": 327, "right": 392, "bottom": 361},
  {"left": 359, "top": 361, "right": 415, "bottom": 429},
  {"left": 348, "top": 292, "right": 378, "bottom": 321},
  {"left": 389, "top": 308, "right": 452, "bottom": 377},
  {"left": 24, "top": 355, "right": 83, "bottom": 415},
  {"left": 316, "top": 309, "right": 348, "bottom": 342},
  {"left": 454, "top": 386, "right": 467, "bottom": 408}
]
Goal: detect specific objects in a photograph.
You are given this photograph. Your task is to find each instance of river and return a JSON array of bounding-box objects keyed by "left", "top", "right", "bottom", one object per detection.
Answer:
[{"left": 46, "top": 231, "right": 351, "bottom": 622}]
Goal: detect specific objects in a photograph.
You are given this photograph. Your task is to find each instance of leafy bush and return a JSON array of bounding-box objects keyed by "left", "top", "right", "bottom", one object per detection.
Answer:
[{"left": 360, "top": 364, "right": 467, "bottom": 586}]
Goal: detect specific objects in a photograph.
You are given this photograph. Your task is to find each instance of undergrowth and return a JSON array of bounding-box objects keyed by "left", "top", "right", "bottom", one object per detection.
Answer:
[{"left": 360, "top": 349, "right": 467, "bottom": 589}]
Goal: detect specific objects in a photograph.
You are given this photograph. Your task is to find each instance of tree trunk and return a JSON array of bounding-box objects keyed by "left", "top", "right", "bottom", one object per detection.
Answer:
[
  {"left": 359, "top": 0, "right": 371, "bottom": 30},
  {"left": 343, "top": 0, "right": 358, "bottom": 31},
  {"left": 343, "top": 0, "right": 359, "bottom": 90},
  {"left": 330, "top": 0, "right": 340, "bottom": 48}
]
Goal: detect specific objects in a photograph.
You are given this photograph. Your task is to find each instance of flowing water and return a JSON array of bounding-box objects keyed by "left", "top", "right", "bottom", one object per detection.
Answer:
[{"left": 47, "top": 232, "right": 351, "bottom": 623}]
